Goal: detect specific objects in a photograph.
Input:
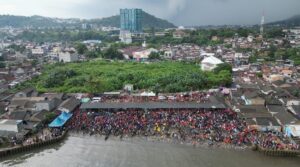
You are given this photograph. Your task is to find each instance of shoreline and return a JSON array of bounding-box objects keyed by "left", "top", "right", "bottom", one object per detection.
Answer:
[
  {"left": 68, "top": 131, "right": 251, "bottom": 151},
  {"left": 1, "top": 131, "right": 299, "bottom": 159}
]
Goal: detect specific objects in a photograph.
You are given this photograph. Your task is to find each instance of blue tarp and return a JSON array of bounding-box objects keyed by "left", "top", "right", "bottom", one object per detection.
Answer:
[
  {"left": 49, "top": 112, "right": 73, "bottom": 128},
  {"left": 285, "top": 126, "right": 292, "bottom": 137}
]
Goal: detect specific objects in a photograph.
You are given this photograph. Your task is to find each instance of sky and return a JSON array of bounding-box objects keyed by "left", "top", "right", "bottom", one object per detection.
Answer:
[{"left": 0, "top": 0, "right": 299, "bottom": 26}]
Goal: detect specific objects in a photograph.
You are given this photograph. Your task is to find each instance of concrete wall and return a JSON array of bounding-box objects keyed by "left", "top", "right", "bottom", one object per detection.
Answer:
[{"left": 254, "top": 145, "right": 300, "bottom": 157}]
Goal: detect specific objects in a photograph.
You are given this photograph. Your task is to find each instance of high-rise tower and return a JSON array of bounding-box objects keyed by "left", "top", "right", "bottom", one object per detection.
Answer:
[
  {"left": 120, "top": 8, "right": 143, "bottom": 33},
  {"left": 260, "top": 11, "right": 265, "bottom": 37},
  {"left": 119, "top": 8, "right": 143, "bottom": 44}
]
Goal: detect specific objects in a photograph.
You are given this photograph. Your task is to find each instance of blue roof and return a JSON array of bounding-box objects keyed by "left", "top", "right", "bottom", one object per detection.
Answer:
[{"left": 49, "top": 112, "right": 73, "bottom": 128}]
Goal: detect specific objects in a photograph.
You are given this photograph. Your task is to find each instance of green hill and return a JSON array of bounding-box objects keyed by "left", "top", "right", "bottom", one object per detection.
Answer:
[
  {"left": 0, "top": 11, "right": 175, "bottom": 29},
  {"left": 87, "top": 11, "right": 176, "bottom": 29},
  {"left": 0, "top": 15, "right": 60, "bottom": 28},
  {"left": 268, "top": 14, "right": 300, "bottom": 27}
]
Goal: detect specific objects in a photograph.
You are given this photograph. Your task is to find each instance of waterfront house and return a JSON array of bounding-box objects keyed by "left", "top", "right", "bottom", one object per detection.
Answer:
[
  {"left": 57, "top": 97, "right": 80, "bottom": 113},
  {"left": 0, "top": 119, "right": 19, "bottom": 138}
]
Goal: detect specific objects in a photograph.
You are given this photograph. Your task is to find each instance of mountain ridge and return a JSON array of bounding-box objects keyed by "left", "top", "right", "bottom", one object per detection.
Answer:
[
  {"left": 0, "top": 11, "right": 176, "bottom": 29},
  {"left": 267, "top": 14, "right": 300, "bottom": 27}
]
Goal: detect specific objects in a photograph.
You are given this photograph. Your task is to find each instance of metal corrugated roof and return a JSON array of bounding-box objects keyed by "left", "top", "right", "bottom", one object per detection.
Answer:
[{"left": 80, "top": 102, "right": 226, "bottom": 110}]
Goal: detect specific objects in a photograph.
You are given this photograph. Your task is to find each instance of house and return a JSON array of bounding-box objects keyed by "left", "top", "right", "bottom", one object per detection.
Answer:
[
  {"left": 17, "top": 120, "right": 40, "bottom": 134},
  {"left": 237, "top": 105, "right": 269, "bottom": 115},
  {"left": 40, "top": 93, "right": 65, "bottom": 100},
  {"left": 8, "top": 97, "right": 46, "bottom": 113},
  {"left": 0, "top": 119, "right": 19, "bottom": 138},
  {"left": 5, "top": 110, "right": 32, "bottom": 120},
  {"left": 201, "top": 56, "right": 223, "bottom": 71},
  {"left": 268, "top": 74, "right": 284, "bottom": 83},
  {"left": 255, "top": 117, "right": 281, "bottom": 132},
  {"left": 161, "top": 44, "right": 201, "bottom": 61},
  {"left": 274, "top": 88, "right": 292, "bottom": 99},
  {"left": 124, "top": 84, "right": 134, "bottom": 92},
  {"left": 29, "top": 110, "right": 50, "bottom": 123},
  {"left": 260, "top": 85, "right": 275, "bottom": 95},
  {"left": 57, "top": 97, "right": 80, "bottom": 113},
  {"left": 15, "top": 88, "right": 36, "bottom": 98},
  {"left": 247, "top": 35, "right": 254, "bottom": 42},
  {"left": 287, "top": 105, "right": 300, "bottom": 119},
  {"left": 281, "top": 69, "right": 293, "bottom": 78},
  {"left": 120, "top": 46, "right": 141, "bottom": 59},
  {"left": 163, "top": 49, "right": 174, "bottom": 59},
  {"left": 173, "top": 30, "right": 188, "bottom": 39},
  {"left": 211, "top": 36, "right": 219, "bottom": 41},
  {"left": 59, "top": 52, "right": 78, "bottom": 63},
  {"left": 154, "top": 32, "right": 166, "bottom": 37},
  {"left": 0, "top": 102, "right": 8, "bottom": 114},
  {"left": 267, "top": 105, "right": 298, "bottom": 125},
  {"left": 234, "top": 53, "right": 249, "bottom": 65},
  {"left": 241, "top": 91, "right": 265, "bottom": 106},
  {"left": 238, "top": 105, "right": 281, "bottom": 132},
  {"left": 286, "top": 100, "right": 300, "bottom": 106},
  {"left": 132, "top": 48, "right": 158, "bottom": 61},
  {"left": 265, "top": 97, "right": 282, "bottom": 105},
  {"left": 14, "top": 68, "right": 25, "bottom": 77},
  {"left": 35, "top": 98, "right": 61, "bottom": 112},
  {"left": 31, "top": 47, "right": 44, "bottom": 56}
]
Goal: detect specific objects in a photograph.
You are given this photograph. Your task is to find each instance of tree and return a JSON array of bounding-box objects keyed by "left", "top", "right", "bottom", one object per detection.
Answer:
[
  {"left": 31, "top": 59, "right": 38, "bottom": 67},
  {"left": 148, "top": 52, "right": 161, "bottom": 60},
  {"left": 103, "top": 47, "right": 124, "bottom": 60},
  {"left": 237, "top": 28, "right": 250, "bottom": 37},
  {"left": 256, "top": 72, "right": 263, "bottom": 78},
  {"left": 86, "top": 51, "right": 100, "bottom": 59},
  {"left": 266, "top": 28, "right": 284, "bottom": 38},
  {"left": 75, "top": 43, "right": 88, "bottom": 55},
  {"left": 249, "top": 55, "right": 258, "bottom": 63},
  {"left": 7, "top": 44, "right": 26, "bottom": 53},
  {"left": 44, "top": 112, "right": 57, "bottom": 123},
  {"left": 214, "top": 63, "right": 232, "bottom": 74},
  {"left": 0, "top": 62, "right": 5, "bottom": 68}
]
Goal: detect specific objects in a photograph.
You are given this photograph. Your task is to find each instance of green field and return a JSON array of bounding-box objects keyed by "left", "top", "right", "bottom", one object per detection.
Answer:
[{"left": 30, "top": 60, "right": 231, "bottom": 93}]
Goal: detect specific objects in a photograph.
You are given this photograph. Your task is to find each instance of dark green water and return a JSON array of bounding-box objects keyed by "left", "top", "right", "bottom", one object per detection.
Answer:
[{"left": 1, "top": 135, "right": 300, "bottom": 167}]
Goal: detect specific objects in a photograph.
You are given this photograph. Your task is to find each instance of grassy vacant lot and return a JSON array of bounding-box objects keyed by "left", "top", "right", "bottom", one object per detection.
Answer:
[{"left": 29, "top": 60, "right": 231, "bottom": 93}]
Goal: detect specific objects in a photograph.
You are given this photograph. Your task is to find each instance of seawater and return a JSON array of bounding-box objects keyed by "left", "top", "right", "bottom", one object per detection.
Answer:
[{"left": 1, "top": 134, "right": 300, "bottom": 167}]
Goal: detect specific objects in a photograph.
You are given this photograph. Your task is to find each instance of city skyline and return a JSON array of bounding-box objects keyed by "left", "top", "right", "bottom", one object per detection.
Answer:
[{"left": 0, "top": 0, "right": 299, "bottom": 26}]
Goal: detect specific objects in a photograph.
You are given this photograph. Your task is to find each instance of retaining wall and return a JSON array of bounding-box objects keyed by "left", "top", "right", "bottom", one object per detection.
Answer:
[
  {"left": 252, "top": 144, "right": 300, "bottom": 157},
  {"left": 0, "top": 131, "right": 68, "bottom": 158}
]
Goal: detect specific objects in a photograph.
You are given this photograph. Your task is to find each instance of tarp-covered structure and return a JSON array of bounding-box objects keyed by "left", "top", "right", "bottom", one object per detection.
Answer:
[
  {"left": 49, "top": 112, "right": 73, "bottom": 128},
  {"left": 285, "top": 124, "right": 300, "bottom": 137}
]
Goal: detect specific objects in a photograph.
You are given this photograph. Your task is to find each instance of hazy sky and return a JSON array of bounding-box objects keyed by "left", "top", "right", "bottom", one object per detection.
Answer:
[{"left": 0, "top": 0, "right": 299, "bottom": 26}]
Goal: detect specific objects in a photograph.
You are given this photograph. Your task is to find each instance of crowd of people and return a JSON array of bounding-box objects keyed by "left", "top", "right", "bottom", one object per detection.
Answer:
[
  {"left": 67, "top": 108, "right": 299, "bottom": 150},
  {"left": 250, "top": 132, "right": 299, "bottom": 150},
  {"left": 68, "top": 109, "right": 246, "bottom": 145}
]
